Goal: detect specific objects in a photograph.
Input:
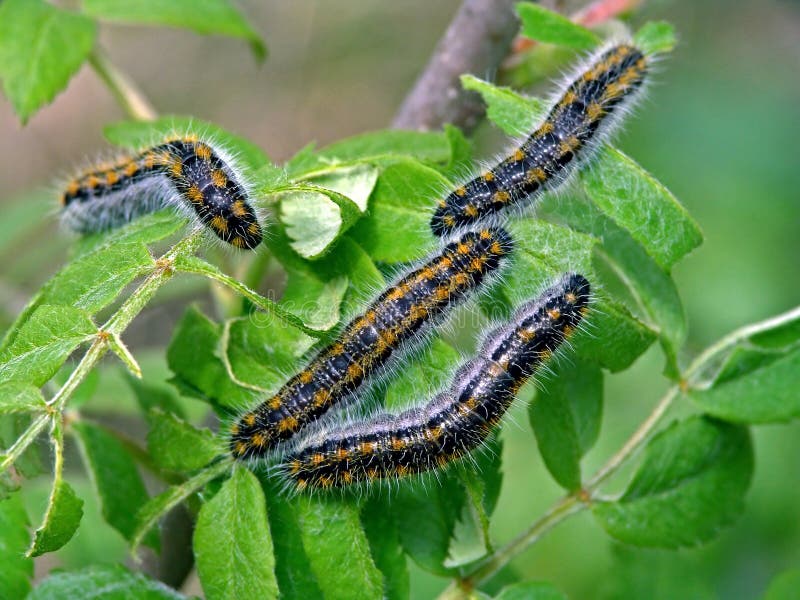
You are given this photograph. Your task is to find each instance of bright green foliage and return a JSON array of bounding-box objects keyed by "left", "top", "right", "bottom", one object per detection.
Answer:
[
  {"left": 634, "top": 22, "right": 677, "bottom": 55},
  {"left": 146, "top": 409, "right": 220, "bottom": 472},
  {"left": 581, "top": 147, "right": 703, "bottom": 271},
  {"left": 690, "top": 348, "right": 800, "bottom": 423},
  {"left": 0, "top": 382, "right": 47, "bottom": 415},
  {"left": 0, "top": 493, "right": 33, "bottom": 598},
  {"left": 593, "top": 417, "right": 753, "bottom": 548},
  {"left": 29, "top": 564, "right": 186, "bottom": 599},
  {"left": 293, "top": 495, "right": 384, "bottom": 600},
  {"left": 530, "top": 358, "right": 603, "bottom": 490},
  {"left": 0, "top": 305, "right": 95, "bottom": 386},
  {"left": 1, "top": 8, "right": 797, "bottom": 600},
  {"left": 516, "top": 3, "right": 601, "bottom": 49},
  {"left": 73, "top": 422, "right": 159, "bottom": 550},
  {"left": 0, "top": 0, "right": 97, "bottom": 123},
  {"left": 762, "top": 569, "right": 800, "bottom": 600},
  {"left": 28, "top": 478, "right": 83, "bottom": 557},
  {"left": 194, "top": 468, "right": 278, "bottom": 600},
  {"left": 82, "top": 0, "right": 266, "bottom": 60}
]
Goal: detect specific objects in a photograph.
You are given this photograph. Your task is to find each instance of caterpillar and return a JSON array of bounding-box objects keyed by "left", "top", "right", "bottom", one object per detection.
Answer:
[
  {"left": 431, "top": 42, "right": 648, "bottom": 236},
  {"left": 281, "top": 273, "right": 590, "bottom": 490},
  {"left": 230, "top": 227, "right": 514, "bottom": 460},
  {"left": 60, "top": 136, "right": 263, "bottom": 249}
]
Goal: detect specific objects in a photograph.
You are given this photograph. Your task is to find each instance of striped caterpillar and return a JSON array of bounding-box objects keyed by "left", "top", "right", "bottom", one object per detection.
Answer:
[
  {"left": 282, "top": 273, "right": 590, "bottom": 490},
  {"left": 60, "top": 136, "right": 263, "bottom": 249},
  {"left": 431, "top": 42, "right": 649, "bottom": 236},
  {"left": 230, "top": 227, "right": 514, "bottom": 459}
]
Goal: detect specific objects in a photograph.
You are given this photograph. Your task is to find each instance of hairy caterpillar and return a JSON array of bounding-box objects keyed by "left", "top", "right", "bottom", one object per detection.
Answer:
[
  {"left": 281, "top": 273, "right": 590, "bottom": 490},
  {"left": 230, "top": 227, "right": 514, "bottom": 459},
  {"left": 431, "top": 42, "right": 648, "bottom": 236},
  {"left": 60, "top": 136, "right": 263, "bottom": 249}
]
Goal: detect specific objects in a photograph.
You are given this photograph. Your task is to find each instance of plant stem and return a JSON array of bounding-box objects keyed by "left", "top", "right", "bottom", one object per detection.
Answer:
[
  {"left": 0, "top": 233, "right": 202, "bottom": 476},
  {"left": 89, "top": 47, "right": 157, "bottom": 122}
]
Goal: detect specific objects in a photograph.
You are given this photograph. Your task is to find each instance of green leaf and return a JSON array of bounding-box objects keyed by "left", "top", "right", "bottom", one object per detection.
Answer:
[
  {"left": 440, "top": 124, "right": 474, "bottom": 181},
  {"left": 593, "top": 416, "right": 753, "bottom": 548},
  {"left": 29, "top": 563, "right": 186, "bottom": 599},
  {"left": 689, "top": 347, "right": 800, "bottom": 424},
  {"left": 349, "top": 158, "right": 445, "bottom": 263},
  {"left": 301, "top": 164, "right": 380, "bottom": 212},
  {"left": 763, "top": 569, "right": 800, "bottom": 600},
  {"left": 167, "top": 306, "right": 253, "bottom": 410},
  {"left": 0, "top": 382, "right": 46, "bottom": 415},
  {"left": 460, "top": 74, "right": 544, "bottom": 137},
  {"left": 29, "top": 423, "right": 83, "bottom": 557},
  {"left": 447, "top": 435, "right": 504, "bottom": 567},
  {"left": 503, "top": 219, "right": 657, "bottom": 372},
  {"left": 194, "top": 468, "right": 277, "bottom": 600},
  {"left": 548, "top": 195, "right": 686, "bottom": 375},
  {"left": 28, "top": 479, "right": 83, "bottom": 557},
  {"left": 516, "top": 2, "right": 601, "bottom": 49},
  {"left": 530, "top": 357, "right": 603, "bottom": 490},
  {"left": 278, "top": 184, "right": 363, "bottom": 259},
  {"left": 0, "top": 305, "right": 95, "bottom": 386},
  {"left": 82, "top": 0, "right": 266, "bottom": 61},
  {"left": 294, "top": 495, "right": 383, "bottom": 600},
  {"left": 173, "top": 254, "right": 320, "bottom": 336},
  {"left": 384, "top": 339, "right": 460, "bottom": 412},
  {"left": 361, "top": 496, "right": 410, "bottom": 600},
  {"left": 268, "top": 229, "right": 384, "bottom": 317},
  {"left": 146, "top": 409, "right": 220, "bottom": 472},
  {"left": 0, "top": 493, "right": 33, "bottom": 599},
  {"left": 222, "top": 316, "right": 313, "bottom": 393},
  {"left": 261, "top": 480, "right": 324, "bottom": 599},
  {"left": 132, "top": 459, "right": 231, "bottom": 555},
  {"left": 634, "top": 22, "right": 677, "bottom": 55},
  {"left": 124, "top": 374, "right": 186, "bottom": 419},
  {"left": 494, "top": 581, "right": 568, "bottom": 600},
  {"left": 71, "top": 211, "right": 185, "bottom": 256},
  {"left": 580, "top": 147, "right": 703, "bottom": 271},
  {"left": 73, "top": 422, "right": 158, "bottom": 549},
  {"left": 43, "top": 243, "right": 154, "bottom": 314},
  {"left": 0, "top": 0, "right": 96, "bottom": 123},
  {"left": 104, "top": 116, "right": 271, "bottom": 172},
  {"left": 393, "top": 477, "right": 466, "bottom": 576}
]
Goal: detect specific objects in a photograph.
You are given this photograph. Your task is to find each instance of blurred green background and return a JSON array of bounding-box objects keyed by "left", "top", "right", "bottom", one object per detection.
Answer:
[{"left": 1, "top": 1, "right": 798, "bottom": 598}]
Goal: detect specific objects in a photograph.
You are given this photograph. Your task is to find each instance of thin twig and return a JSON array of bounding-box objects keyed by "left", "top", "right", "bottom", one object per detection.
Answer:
[
  {"left": 89, "top": 47, "right": 157, "bottom": 122},
  {"left": 392, "top": 0, "right": 520, "bottom": 133}
]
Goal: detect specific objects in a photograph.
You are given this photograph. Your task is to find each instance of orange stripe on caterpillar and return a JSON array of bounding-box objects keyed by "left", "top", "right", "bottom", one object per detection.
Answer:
[
  {"left": 431, "top": 43, "right": 649, "bottom": 236},
  {"left": 230, "top": 227, "right": 514, "bottom": 459},
  {"left": 283, "top": 273, "right": 590, "bottom": 489},
  {"left": 60, "top": 137, "right": 262, "bottom": 249}
]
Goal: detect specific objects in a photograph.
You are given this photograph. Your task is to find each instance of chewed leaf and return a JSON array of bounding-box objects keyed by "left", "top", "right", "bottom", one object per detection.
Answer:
[
  {"left": 278, "top": 185, "right": 362, "bottom": 259},
  {"left": 635, "top": 21, "right": 677, "bottom": 55},
  {"left": 516, "top": 2, "right": 601, "bottom": 49}
]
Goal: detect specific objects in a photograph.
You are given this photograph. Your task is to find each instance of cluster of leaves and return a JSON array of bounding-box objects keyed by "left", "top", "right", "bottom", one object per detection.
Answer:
[{"left": 1, "top": 2, "right": 799, "bottom": 599}]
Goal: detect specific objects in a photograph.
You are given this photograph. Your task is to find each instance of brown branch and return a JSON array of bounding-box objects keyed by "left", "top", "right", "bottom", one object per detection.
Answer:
[{"left": 392, "top": 0, "right": 520, "bottom": 133}]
